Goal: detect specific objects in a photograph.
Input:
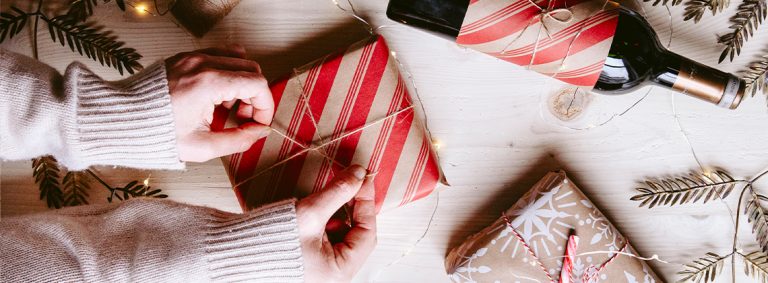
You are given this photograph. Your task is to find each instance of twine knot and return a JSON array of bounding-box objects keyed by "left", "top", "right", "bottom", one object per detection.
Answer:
[{"left": 529, "top": 0, "right": 574, "bottom": 38}]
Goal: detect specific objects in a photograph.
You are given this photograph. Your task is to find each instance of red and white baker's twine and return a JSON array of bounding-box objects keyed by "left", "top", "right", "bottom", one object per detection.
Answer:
[
  {"left": 501, "top": 213, "right": 556, "bottom": 282},
  {"left": 501, "top": 212, "right": 627, "bottom": 283}
]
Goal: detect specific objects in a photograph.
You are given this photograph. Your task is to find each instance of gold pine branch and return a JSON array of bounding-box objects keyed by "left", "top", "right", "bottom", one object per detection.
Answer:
[
  {"left": 677, "top": 252, "right": 728, "bottom": 283},
  {"left": 743, "top": 251, "right": 768, "bottom": 283},
  {"left": 718, "top": 0, "right": 768, "bottom": 63},
  {"left": 746, "top": 192, "right": 768, "bottom": 253},
  {"left": 630, "top": 170, "right": 741, "bottom": 208}
]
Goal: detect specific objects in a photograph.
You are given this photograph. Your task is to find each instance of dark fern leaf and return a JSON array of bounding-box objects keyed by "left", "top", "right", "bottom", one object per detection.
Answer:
[
  {"left": 746, "top": 192, "right": 768, "bottom": 253},
  {"left": 0, "top": 6, "right": 29, "bottom": 43},
  {"left": 677, "top": 252, "right": 727, "bottom": 283},
  {"left": 62, "top": 171, "right": 90, "bottom": 206},
  {"left": 718, "top": 0, "right": 768, "bottom": 62},
  {"left": 32, "top": 156, "right": 63, "bottom": 209},
  {"left": 743, "top": 251, "right": 768, "bottom": 283},
  {"left": 630, "top": 170, "right": 740, "bottom": 208},
  {"left": 108, "top": 180, "right": 167, "bottom": 203},
  {"left": 114, "top": 0, "right": 126, "bottom": 11},
  {"left": 42, "top": 15, "right": 142, "bottom": 75},
  {"left": 645, "top": 0, "right": 684, "bottom": 7}
]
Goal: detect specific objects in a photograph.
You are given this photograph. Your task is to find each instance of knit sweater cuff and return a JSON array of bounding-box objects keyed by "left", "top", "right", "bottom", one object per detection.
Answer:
[
  {"left": 67, "top": 62, "right": 184, "bottom": 170},
  {"left": 205, "top": 199, "right": 304, "bottom": 282}
]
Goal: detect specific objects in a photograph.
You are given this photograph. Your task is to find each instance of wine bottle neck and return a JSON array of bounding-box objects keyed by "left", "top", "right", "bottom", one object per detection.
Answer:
[{"left": 652, "top": 52, "right": 743, "bottom": 109}]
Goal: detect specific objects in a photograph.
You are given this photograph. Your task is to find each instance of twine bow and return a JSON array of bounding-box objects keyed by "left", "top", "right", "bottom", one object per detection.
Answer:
[{"left": 528, "top": 0, "right": 575, "bottom": 39}]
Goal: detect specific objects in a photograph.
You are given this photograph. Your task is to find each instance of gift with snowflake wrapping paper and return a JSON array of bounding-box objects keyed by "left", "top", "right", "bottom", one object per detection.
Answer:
[
  {"left": 211, "top": 35, "right": 445, "bottom": 212},
  {"left": 445, "top": 171, "right": 661, "bottom": 283},
  {"left": 457, "top": 0, "right": 620, "bottom": 88}
]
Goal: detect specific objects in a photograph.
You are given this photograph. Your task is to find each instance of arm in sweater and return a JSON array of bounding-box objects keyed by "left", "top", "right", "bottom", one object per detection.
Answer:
[
  {"left": 0, "top": 49, "right": 184, "bottom": 170},
  {"left": 0, "top": 49, "right": 304, "bottom": 282}
]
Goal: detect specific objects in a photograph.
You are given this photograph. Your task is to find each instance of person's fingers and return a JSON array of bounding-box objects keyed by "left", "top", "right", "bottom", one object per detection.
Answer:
[
  {"left": 334, "top": 179, "right": 377, "bottom": 267},
  {"left": 236, "top": 101, "right": 255, "bottom": 120},
  {"left": 192, "top": 69, "right": 274, "bottom": 117},
  {"left": 195, "top": 122, "right": 271, "bottom": 161},
  {"left": 299, "top": 165, "right": 367, "bottom": 226},
  {"left": 196, "top": 44, "right": 247, "bottom": 58},
  {"left": 222, "top": 100, "right": 236, "bottom": 109}
]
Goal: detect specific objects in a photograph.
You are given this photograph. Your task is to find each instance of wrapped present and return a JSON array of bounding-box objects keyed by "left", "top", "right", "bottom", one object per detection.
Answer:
[
  {"left": 212, "top": 35, "right": 445, "bottom": 212},
  {"left": 445, "top": 171, "right": 661, "bottom": 283},
  {"left": 456, "top": 0, "right": 620, "bottom": 87}
]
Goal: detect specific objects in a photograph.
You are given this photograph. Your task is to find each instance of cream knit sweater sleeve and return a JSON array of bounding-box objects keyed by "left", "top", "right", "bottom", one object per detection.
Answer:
[
  {"left": 0, "top": 50, "right": 305, "bottom": 282},
  {"left": 0, "top": 48, "right": 183, "bottom": 170}
]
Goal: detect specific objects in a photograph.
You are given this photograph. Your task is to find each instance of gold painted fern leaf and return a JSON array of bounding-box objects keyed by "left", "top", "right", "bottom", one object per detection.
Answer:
[
  {"left": 742, "top": 54, "right": 768, "bottom": 99},
  {"left": 684, "top": 0, "right": 730, "bottom": 22},
  {"left": 677, "top": 252, "right": 727, "bottom": 283},
  {"left": 718, "top": 0, "right": 768, "bottom": 62},
  {"left": 743, "top": 251, "right": 768, "bottom": 283},
  {"left": 746, "top": 193, "right": 768, "bottom": 252},
  {"left": 630, "top": 170, "right": 739, "bottom": 208}
]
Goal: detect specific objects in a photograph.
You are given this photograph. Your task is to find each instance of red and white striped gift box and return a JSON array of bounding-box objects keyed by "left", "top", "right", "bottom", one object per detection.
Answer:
[
  {"left": 457, "top": 0, "right": 619, "bottom": 87},
  {"left": 212, "top": 35, "right": 444, "bottom": 212}
]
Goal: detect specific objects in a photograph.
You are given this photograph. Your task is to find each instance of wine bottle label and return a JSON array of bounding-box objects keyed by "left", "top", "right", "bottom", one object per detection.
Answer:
[{"left": 672, "top": 63, "right": 742, "bottom": 109}]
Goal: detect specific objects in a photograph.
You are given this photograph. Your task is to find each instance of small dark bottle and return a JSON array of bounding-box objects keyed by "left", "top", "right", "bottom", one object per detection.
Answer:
[{"left": 386, "top": 0, "right": 744, "bottom": 109}]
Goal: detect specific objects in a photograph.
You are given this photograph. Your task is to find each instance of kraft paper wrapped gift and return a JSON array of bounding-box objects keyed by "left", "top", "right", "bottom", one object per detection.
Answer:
[
  {"left": 457, "top": 0, "right": 620, "bottom": 88},
  {"left": 446, "top": 171, "right": 661, "bottom": 282},
  {"left": 211, "top": 35, "right": 444, "bottom": 212}
]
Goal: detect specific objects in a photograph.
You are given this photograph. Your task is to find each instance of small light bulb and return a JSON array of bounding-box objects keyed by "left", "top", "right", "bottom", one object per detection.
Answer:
[
  {"left": 433, "top": 140, "right": 442, "bottom": 150},
  {"left": 143, "top": 177, "right": 150, "bottom": 187},
  {"left": 559, "top": 64, "right": 567, "bottom": 70},
  {"left": 135, "top": 4, "right": 148, "bottom": 14},
  {"left": 391, "top": 51, "right": 397, "bottom": 58}
]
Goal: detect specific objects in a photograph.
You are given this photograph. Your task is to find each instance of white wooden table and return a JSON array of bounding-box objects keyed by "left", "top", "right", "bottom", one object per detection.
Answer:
[{"left": 3, "top": 0, "right": 768, "bottom": 282}]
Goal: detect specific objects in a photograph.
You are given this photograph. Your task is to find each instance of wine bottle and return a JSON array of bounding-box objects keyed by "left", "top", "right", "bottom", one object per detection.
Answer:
[{"left": 386, "top": 0, "right": 744, "bottom": 109}]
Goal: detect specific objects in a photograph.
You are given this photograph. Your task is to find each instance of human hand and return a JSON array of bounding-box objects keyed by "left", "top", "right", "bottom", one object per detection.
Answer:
[
  {"left": 296, "top": 165, "right": 378, "bottom": 283},
  {"left": 165, "top": 45, "right": 274, "bottom": 162}
]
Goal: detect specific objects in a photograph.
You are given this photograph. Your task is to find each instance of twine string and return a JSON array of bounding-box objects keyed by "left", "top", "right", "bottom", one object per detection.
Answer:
[{"left": 502, "top": 213, "right": 556, "bottom": 283}]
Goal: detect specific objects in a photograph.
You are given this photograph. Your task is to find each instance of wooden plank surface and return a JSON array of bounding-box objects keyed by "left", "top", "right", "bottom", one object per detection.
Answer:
[{"left": 3, "top": 0, "right": 768, "bottom": 282}]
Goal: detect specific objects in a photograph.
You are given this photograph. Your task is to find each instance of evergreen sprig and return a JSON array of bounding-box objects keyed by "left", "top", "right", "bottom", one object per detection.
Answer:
[
  {"left": 677, "top": 252, "right": 727, "bottom": 283},
  {"left": 630, "top": 170, "right": 740, "bottom": 208},
  {"left": 32, "top": 156, "right": 63, "bottom": 209},
  {"left": 42, "top": 14, "right": 142, "bottom": 75},
  {"left": 62, "top": 171, "right": 90, "bottom": 206},
  {"left": 684, "top": 0, "right": 730, "bottom": 22},
  {"left": 718, "top": 0, "right": 768, "bottom": 62},
  {"left": 645, "top": 0, "right": 684, "bottom": 7},
  {"left": 746, "top": 193, "right": 768, "bottom": 252},
  {"left": 0, "top": 6, "right": 28, "bottom": 43},
  {"left": 107, "top": 180, "right": 168, "bottom": 203},
  {"left": 744, "top": 251, "right": 768, "bottom": 283},
  {"left": 31, "top": 156, "right": 165, "bottom": 208}
]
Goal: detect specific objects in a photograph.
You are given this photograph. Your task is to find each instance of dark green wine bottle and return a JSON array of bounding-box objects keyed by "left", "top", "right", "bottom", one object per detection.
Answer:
[{"left": 386, "top": 0, "right": 744, "bottom": 109}]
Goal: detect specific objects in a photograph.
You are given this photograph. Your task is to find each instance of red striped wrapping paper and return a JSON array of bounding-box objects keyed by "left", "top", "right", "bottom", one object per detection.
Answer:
[
  {"left": 212, "top": 36, "right": 444, "bottom": 212},
  {"left": 457, "top": 0, "right": 619, "bottom": 87}
]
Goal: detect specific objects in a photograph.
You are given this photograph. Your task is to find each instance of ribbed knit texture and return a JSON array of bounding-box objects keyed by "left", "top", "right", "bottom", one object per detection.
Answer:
[
  {"left": 0, "top": 49, "right": 184, "bottom": 170},
  {"left": 0, "top": 199, "right": 304, "bottom": 282}
]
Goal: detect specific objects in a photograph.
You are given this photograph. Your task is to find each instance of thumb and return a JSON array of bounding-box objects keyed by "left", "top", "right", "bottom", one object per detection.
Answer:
[
  {"left": 299, "top": 165, "right": 367, "bottom": 224},
  {"left": 203, "top": 122, "right": 270, "bottom": 159}
]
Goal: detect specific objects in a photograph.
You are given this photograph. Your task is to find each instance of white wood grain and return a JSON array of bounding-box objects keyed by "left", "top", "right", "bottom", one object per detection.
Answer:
[{"left": 3, "top": 0, "right": 768, "bottom": 282}]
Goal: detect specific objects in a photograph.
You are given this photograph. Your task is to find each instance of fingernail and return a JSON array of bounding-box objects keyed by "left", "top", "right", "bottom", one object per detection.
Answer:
[{"left": 349, "top": 165, "right": 366, "bottom": 180}]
